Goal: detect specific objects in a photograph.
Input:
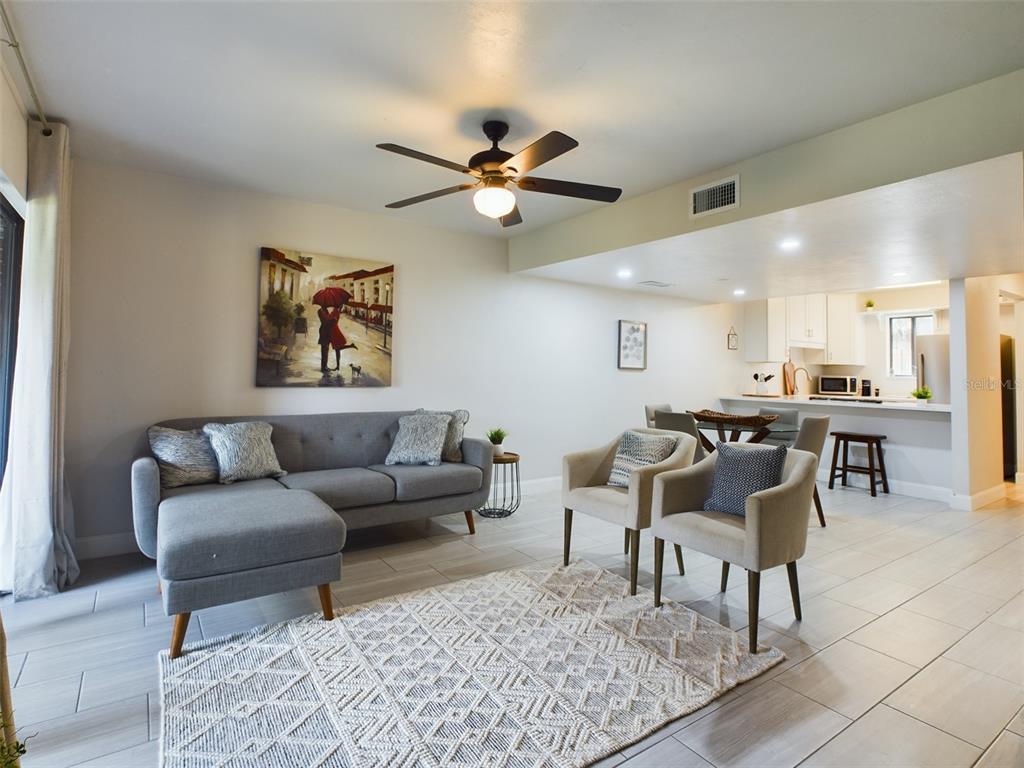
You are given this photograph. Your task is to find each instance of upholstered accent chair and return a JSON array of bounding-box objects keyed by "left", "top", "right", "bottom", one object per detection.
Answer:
[
  {"left": 793, "top": 415, "right": 830, "bottom": 527},
  {"left": 562, "top": 429, "right": 697, "bottom": 595},
  {"left": 644, "top": 404, "right": 673, "bottom": 428},
  {"left": 651, "top": 443, "right": 818, "bottom": 653}
]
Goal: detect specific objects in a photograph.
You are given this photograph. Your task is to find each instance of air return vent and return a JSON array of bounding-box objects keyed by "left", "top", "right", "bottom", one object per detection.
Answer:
[
  {"left": 638, "top": 280, "right": 674, "bottom": 288},
  {"left": 689, "top": 175, "right": 739, "bottom": 218}
]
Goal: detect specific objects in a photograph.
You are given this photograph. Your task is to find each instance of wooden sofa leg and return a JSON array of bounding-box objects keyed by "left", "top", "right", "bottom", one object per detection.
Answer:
[
  {"left": 317, "top": 584, "right": 334, "bottom": 621},
  {"left": 654, "top": 538, "right": 665, "bottom": 607},
  {"left": 628, "top": 529, "right": 640, "bottom": 596},
  {"left": 169, "top": 612, "right": 191, "bottom": 659},
  {"left": 464, "top": 510, "right": 476, "bottom": 535},
  {"left": 720, "top": 561, "right": 730, "bottom": 592},
  {"left": 674, "top": 544, "right": 685, "bottom": 575},
  {"left": 563, "top": 508, "right": 573, "bottom": 566},
  {"left": 624, "top": 528, "right": 630, "bottom": 554}
]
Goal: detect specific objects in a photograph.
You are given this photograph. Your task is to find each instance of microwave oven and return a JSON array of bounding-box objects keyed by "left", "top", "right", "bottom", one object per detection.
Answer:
[{"left": 818, "top": 376, "right": 858, "bottom": 395}]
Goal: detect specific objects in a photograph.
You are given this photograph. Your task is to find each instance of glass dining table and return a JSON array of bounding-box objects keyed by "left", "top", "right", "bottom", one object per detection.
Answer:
[{"left": 693, "top": 419, "right": 800, "bottom": 453}]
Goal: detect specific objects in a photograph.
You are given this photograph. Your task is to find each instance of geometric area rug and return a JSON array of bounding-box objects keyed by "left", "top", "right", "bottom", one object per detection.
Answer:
[{"left": 159, "top": 560, "right": 784, "bottom": 767}]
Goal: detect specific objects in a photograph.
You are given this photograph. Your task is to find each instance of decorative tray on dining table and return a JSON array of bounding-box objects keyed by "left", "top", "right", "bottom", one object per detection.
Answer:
[{"left": 686, "top": 409, "right": 780, "bottom": 428}]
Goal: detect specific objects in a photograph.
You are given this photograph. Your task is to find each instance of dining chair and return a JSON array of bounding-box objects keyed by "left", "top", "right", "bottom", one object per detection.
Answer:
[
  {"left": 653, "top": 411, "right": 706, "bottom": 462},
  {"left": 562, "top": 429, "right": 697, "bottom": 594},
  {"left": 793, "top": 415, "right": 830, "bottom": 527},
  {"left": 757, "top": 407, "right": 798, "bottom": 447},
  {"left": 651, "top": 443, "right": 818, "bottom": 653},
  {"left": 644, "top": 403, "right": 673, "bottom": 428}
]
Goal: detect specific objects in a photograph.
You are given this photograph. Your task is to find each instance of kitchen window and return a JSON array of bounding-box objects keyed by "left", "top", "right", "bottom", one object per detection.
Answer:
[
  {"left": 0, "top": 193, "right": 24, "bottom": 481},
  {"left": 888, "top": 313, "right": 935, "bottom": 378}
]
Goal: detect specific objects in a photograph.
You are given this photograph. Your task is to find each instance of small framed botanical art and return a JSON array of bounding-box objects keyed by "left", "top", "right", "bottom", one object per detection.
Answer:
[
  {"left": 727, "top": 326, "right": 739, "bottom": 350},
  {"left": 618, "top": 320, "right": 647, "bottom": 370}
]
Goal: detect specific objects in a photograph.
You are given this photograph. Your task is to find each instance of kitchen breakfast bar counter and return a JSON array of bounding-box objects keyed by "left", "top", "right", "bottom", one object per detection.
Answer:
[{"left": 718, "top": 394, "right": 952, "bottom": 501}]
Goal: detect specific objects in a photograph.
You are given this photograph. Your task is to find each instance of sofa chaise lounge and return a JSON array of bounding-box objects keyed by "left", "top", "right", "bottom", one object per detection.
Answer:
[{"left": 131, "top": 410, "right": 494, "bottom": 657}]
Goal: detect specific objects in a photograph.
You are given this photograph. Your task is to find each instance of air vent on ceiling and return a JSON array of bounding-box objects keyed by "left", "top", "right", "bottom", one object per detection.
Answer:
[
  {"left": 689, "top": 175, "right": 739, "bottom": 218},
  {"left": 638, "top": 280, "right": 674, "bottom": 288}
]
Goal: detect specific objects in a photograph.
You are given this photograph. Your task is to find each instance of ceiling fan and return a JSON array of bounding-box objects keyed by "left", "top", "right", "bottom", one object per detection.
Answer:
[{"left": 376, "top": 120, "right": 622, "bottom": 227}]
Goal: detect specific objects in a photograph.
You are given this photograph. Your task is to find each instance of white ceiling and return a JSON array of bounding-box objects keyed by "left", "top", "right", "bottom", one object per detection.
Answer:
[
  {"left": 7, "top": 2, "right": 1024, "bottom": 237},
  {"left": 524, "top": 154, "right": 1024, "bottom": 303}
]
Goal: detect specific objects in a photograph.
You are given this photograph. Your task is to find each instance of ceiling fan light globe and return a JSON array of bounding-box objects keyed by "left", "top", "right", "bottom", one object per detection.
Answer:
[{"left": 473, "top": 186, "right": 516, "bottom": 218}]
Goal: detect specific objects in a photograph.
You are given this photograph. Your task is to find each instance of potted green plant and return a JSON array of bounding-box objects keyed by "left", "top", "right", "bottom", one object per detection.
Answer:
[
  {"left": 864, "top": 299, "right": 875, "bottom": 310},
  {"left": 911, "top": 385, "right": 933, "bottom": 405},
  {"left": 486, "top": 427, "right": 508, "bottom": 457}
]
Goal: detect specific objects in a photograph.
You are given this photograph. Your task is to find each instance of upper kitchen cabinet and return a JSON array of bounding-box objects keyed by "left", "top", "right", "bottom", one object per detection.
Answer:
[
  {"left": 743, "top": 297, "right": 787, "bottom": 362},
  {"left": 822, "top": 292, "right": 865, "bottom": 365},
  {"left": 786, "top": 293, "right": 827, "bottom": 348}
]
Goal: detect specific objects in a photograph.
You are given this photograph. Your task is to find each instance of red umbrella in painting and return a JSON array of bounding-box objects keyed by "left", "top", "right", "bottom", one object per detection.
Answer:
[{"left": 312, "top": 287, "right": 352, "bottom": 307}]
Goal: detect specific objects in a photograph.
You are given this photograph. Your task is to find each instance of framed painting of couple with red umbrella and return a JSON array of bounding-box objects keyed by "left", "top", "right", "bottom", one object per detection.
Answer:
[{"left": 257, "top": 246, "right": 394, "bottom": 387}]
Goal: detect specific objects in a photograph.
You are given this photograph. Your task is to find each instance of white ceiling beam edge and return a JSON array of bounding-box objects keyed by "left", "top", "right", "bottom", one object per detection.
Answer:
[{"left": 508, "top": 69, "right": 1024, "bottom": 276}]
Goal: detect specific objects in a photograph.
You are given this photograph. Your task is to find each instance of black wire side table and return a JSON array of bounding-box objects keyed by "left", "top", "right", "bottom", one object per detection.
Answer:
[{"left": 477, "top": 452, "right": 521, "bottom": 518}]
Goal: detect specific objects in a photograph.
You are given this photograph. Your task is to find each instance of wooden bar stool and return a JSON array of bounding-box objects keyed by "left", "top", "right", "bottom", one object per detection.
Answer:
[{"left": 828, "top": 432, "right": 890, "bottom": 497}]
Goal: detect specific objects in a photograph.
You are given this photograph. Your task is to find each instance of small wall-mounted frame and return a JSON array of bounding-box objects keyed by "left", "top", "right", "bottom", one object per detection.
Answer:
[
  {"left": 618, "top": 320, "right": 647, "bottom": 370},
  {"left": 727, "top": 326, "right": 739, "bottom": 350}
]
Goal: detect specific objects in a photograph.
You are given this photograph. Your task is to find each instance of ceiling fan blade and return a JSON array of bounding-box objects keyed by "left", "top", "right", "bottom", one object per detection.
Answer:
[
  {"left": 516, "top": 176, "right": 622, "bottom": 202},
  {"left": 500, "top": 131, "right": 578, "bottom": 174},
  {"left": 500, "top": 205, "right": 523, "bottom": 228},
  {"left": 385, "top": 183, "right": 478, "bottom": 209},
  {"left": 377, "top": 143, "right": 481, "bottom": 177}
]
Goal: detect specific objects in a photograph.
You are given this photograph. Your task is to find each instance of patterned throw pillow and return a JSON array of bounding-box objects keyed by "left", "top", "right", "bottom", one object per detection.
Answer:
[
  {"left": 385, "top": 413, "right": 452, "bottom": 466},
  {"left": 416, "top": 408, "right": 470, "bottom": 462},
  {"left": 607, "top": 431, "right": 678, "bottom": 488},
  {"left": 202, "top": 422, "right": 287, "bottom": 484},
  {"left": 704, "top": 443, "right": 787, "bottom": 517},
  {"left": 147, "top": 426, "right": 219, "bottom": 489}
]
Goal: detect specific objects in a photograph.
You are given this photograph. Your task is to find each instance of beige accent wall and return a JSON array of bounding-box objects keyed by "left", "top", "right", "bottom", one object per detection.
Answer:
[
  {"left": 68, "top": 159, "right": 747, "bottom": 553},
  {"left": 509, "top": 68, "right": 1024, "bottom": 273}
]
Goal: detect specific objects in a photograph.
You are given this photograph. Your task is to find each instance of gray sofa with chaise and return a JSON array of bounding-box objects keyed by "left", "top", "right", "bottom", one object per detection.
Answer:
[{"left": 131, "top": 410, "right": 494, "bottom": 657}]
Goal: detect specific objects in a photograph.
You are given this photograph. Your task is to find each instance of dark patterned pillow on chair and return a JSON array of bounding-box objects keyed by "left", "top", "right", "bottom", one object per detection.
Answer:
[
  {"left": 704, "top": 443, "right": 787, "bottom": 517},
  {"left": 607, "top": 431, "right": 677, "bottom": 488}
]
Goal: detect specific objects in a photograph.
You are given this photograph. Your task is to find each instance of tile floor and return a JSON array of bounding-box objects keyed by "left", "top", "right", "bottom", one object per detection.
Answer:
[{"left": 4, "top": 482, "right": 1024, "bottom": 767}]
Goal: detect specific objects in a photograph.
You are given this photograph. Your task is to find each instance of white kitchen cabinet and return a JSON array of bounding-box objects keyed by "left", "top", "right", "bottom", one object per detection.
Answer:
[
  {"left": 823, "top": 293, "right": 865, "bottom": 365},
  {"left": 743, "top": 298, "right": 788, "bottom": 362},
  {"left": 786, "top": 294, "right": 826, "bottom": 348}
]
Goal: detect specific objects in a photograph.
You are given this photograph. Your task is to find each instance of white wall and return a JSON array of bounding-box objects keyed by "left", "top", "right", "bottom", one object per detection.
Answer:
[
  {"left": 0, "top": 59, "right": 26, "bottom": 209},
  {"left": 68, "top": 159, "right": 745, "bottom": 555}
]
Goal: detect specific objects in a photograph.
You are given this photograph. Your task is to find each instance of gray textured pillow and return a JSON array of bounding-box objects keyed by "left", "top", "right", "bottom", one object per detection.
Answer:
[
  {"left": 704, "top": 443, "right": 787, "bottom": 517},
  {"left": 416, "top": 408, "right": 469, "bottom": 462},
  {"left": 147, "top": 426, "right": 219, "bottom": 489},
  {"left": 608, "top": 431, "right": 678, "bottom": 488},
  {"left": 385, "top": 413, "right": 452, "bottom": 466},
  {"left": 202, "top": 421, "right": 286, "bottom": 484}
]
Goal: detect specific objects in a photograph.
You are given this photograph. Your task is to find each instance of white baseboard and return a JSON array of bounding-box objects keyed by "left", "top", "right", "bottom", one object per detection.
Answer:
[
  {"left": 950, "top": 483, "right": 1007, "bottom": 511},
  {"left": 75, "top": 532, "right": 140, "bottom": 560},
  {"left": 816, "top": 468, "right": 951, "bottom": 503}
]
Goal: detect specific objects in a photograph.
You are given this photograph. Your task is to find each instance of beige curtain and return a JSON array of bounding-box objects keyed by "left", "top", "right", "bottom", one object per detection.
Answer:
[{"left": 0, "top": 121, "right": 79, "bottom": 598}]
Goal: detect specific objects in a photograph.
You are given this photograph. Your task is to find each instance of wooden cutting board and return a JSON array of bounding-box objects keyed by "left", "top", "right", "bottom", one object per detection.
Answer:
[
  {"left": 742, "top": 393, "right": 783, "bottom": 398},
  {"left": 783, "top": 360, "right": 796, "bottom": 395}
]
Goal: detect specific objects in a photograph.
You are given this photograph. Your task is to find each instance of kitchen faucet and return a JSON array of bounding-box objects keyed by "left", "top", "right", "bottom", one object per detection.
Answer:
[{"left": 794, "top": 367, "right": 812, "bottom": 394}]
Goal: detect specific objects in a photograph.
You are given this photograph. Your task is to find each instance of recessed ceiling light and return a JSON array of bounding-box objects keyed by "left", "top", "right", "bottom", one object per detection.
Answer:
[
  {"left": 778, "top": 238, "right": 802, "bottom": 252},
  {"left": 617, "top": 268, "right": 633, "bottom": 279},
  {"left": 733, "top": 288, "right": 747, "bottom": 297},
  {"left": 892, "top": 271, "right": 908, "bottom": 278}
]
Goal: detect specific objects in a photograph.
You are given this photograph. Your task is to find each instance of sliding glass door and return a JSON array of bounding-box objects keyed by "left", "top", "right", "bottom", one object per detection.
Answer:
[{"left": 0, "top": 194, "right": 24, "bottom": 482}]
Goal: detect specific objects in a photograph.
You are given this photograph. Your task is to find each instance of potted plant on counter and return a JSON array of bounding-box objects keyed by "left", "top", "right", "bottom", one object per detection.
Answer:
[
  {"left": 486, "top": 427, "right": 508, "bottom": 457},
  {"left": 911, "top": 385, "right": 933, "bottom": 405}
]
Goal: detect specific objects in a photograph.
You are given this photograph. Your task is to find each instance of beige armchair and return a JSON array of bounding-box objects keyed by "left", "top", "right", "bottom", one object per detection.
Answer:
[
  {"left": 563, "top": 429, "right": 697, "bottom": 595},
  {"left": 651, "top": 443, "right": 818, "bottom": 653}
]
